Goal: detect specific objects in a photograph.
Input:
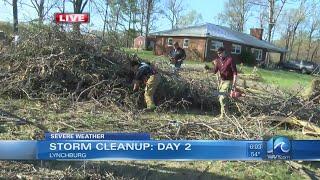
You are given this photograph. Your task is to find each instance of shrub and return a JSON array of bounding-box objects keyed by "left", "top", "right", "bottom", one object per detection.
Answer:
[{"left": 240, "top": 50, "right": 256, "bottom": 66}]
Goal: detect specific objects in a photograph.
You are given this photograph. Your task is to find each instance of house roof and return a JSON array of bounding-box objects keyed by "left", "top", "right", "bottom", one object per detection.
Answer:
[{"left": 150, "top": 23, "right": 286, "bottom": 53}]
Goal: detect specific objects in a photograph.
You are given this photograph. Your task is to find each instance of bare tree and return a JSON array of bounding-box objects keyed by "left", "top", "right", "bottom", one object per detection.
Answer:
[
  {"left": 282, "top": 11, "right": 293, "bottom": 53},
  {"left": 102, "top": 0, "right": 110, "bottom": 40},
  {"left": 31, "top": 0, "right": 44, "bottom": 23},
  {"left": 177, "top": 10, "right": 203, "bottom": 28},
  {"left": 144, "top": 0, "right": 152, "bottom": 48},
  {"left": 288, "top": 3, "right": 307, "bottom": 60},
  {"left": 218, "top": 0, "right": 252, "bottom": 32},
  {"left": 71, "top": 0, "right": 89, "bottom": 34},
  {"left": 123, "top": 0, "right": 139, "bottom": 47},
  {"left": 279, "top": 1, "right": 307, "bottom": 60},
  {"left": 267, "top": 0, "right": 287, "bottom": 42},
  {"left": 310, "top": 39, "right": 320, "bottom": 62},
  {"left": 135, "top": 0, "right": 158, "bottom": 48},
  {"left": 91, "top": 0, "right": 110, "bottom": 39},
  {"left": 137, "top": 0, "right": 145, "bottom": 35},
  {"left": 163, "top": 0, "right": 185, "bottom": 29},
  {"left": 295, "top": 30, "right": 304, "bottom": 60},
  {"left": 13, "top": 0, "right": 18, "bottom": 34},
  {"left": 30, "top": 0, "right": 59, "bottom": 24},
  {"left": 306, "top": 0, "right": 320, "bottom": 61}
]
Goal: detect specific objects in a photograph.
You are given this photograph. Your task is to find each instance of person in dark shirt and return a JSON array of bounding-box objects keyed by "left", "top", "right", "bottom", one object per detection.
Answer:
[
  {"left": 131, "top": 60, "right": 160, "bottom": 111},
  {"left": 169, "top": 41, "right": 186, "bottom": 72},
  {"left": 213, "top": 47, "right": 238, "bottom": 118}
]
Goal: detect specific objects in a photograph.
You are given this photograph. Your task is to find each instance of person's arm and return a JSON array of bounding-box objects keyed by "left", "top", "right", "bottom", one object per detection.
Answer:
[
  {"left": 133, "top": 80, "right": 140, "bottom": 91},
  {"left": 168, "top": 50, "right": 176, "bottom": 63},
  {"left": 213, "top": 59, "right": 219, "bottom": 74},
  {"left": 133, "top": 68, "right": 143, "bottom": 91},
  {"left": 232, "top": 74, "right": 237, "bottom": 90},
  {"left": 230, "top": 57, "right": 238, "bottom": 90},
  {"left": 180, "top": 49, "right": 186, "bottom": 61}
]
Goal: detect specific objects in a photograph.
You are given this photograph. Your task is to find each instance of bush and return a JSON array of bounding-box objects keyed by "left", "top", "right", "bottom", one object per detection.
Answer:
[{"left": 240, "top": 50, "right": 256, "bottom": 66}]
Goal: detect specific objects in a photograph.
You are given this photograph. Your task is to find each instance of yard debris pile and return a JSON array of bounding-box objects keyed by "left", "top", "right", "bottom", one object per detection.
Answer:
[
  {"left": 0, "top": 31, "right": 219, "bottom": 112},
  {"left": 0, "top": 27, "right": 319, "bottom": 139},
  {"left": 302, "top": 78, "right": 320, "bottom": 102},
  {"left": 0, "top": 27, "right": 137, "bottom": 109}
]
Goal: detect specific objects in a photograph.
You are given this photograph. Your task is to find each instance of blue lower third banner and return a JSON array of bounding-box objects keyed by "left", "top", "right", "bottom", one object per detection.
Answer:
[
  {"left": 37, "top": 140, "right": 264, "bottom": 160},
  {"left": 1, "top": 137, "right": 320, "bottom": 160},
  {"left": 0, "top": 141, "right": 37, "bottom": 160}
]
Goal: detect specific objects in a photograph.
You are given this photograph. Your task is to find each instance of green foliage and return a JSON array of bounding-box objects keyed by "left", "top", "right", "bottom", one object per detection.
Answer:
[{"left": 240, "top": 50, "right": 256, "bottom": 66}]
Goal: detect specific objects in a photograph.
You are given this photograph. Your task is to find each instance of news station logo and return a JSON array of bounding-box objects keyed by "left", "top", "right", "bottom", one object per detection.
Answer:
[
  {"left": 267, "top": 136, "right": 291, "bottom": 160},
  {"left": 55, "top": 13, "right": 89, "bottom": 23}
]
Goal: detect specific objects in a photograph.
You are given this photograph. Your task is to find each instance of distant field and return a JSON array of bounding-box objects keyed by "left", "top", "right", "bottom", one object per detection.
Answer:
[{"left": 124, "top": 48, "right": 313, "bottom": 90}]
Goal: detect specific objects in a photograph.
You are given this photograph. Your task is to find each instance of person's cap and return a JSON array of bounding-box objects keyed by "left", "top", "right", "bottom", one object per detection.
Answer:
[
  {"left": 173, "top": 41, "right": 179, "bottom": 46},
  {"left": 217, "top": 47, "right": 225, "bottom": 52}
]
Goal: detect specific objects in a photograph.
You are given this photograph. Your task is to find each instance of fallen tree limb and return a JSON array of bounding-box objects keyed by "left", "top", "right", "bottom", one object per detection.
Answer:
[{"left": 264, "top": 116, "right": 320, "bottom": 136}]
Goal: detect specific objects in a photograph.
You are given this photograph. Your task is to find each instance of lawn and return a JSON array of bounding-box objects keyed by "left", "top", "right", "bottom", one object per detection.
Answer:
[{"left": 124, "top": 48, "right": 313, "bottom": 90}]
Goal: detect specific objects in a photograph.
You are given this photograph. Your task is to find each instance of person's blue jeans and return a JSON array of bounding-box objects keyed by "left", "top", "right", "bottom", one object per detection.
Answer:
[
  {"left": 173, "top": 61, "right": 183, "bottom": 73},
  {"left": 175, "top": 61, "right": 182, "bottom": 68}
]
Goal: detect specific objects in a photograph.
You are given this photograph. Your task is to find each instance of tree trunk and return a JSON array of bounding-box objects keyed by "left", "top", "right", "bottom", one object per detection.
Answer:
[
  {"left": 114, "top": 6, "right": 120, "bottom": 32},
  {"left": 306, "top": 28, "right": 315, "bottom": 61},
  {"left": 38, "top": 0, "right": 45, "bottom": 24},
  {"left": 140, "top": 0, "right": 145, "bottom": 36},
  {"left": 13, "top": 0, "right": 18, "bottom": 34},
  {"left": 284, "top": 25, "right": 291, "bottom": 61},
  {"left": 240, "top": 0, "right": 245, "bottom": 32},
  {"left": 295, "top": 38, "right": 302, "bottom": 60},
  {"left": 288, "top": 25, "right": 299, "bottom": 60},
  {"left": 102, "top": 1, "right": 109, "bottom": 41},
  {"left": 267, "top": 0, "right": 274, "bottom": 42},
  {"left": 127, "top": 11, "right": 132, "bottom": 48},
  {"left": 60, "top": 0, "right": 65, "bottom": 31},
  {"left": 144, "top": 0, "right": 152, "bottom": 50},
  {"left": 311, "top": 40, "right": 320, "bottom": 62},
  {"left": 72, "top": 0, "right": 88, "bottom": 35}
]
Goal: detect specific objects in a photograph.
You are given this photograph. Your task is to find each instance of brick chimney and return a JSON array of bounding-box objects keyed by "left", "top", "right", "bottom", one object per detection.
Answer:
[{"left": 250, "top": 28, "right": 263, "bottom": 40}]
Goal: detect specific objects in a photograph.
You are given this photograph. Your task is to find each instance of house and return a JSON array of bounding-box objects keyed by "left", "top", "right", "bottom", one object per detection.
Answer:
[
  {"left": 150, "top": 23, "right": 287, "bottom": 63},
  {"left": 134, "top": 36, "right": 145, "bottom": 49},
  {"left": 133, "top": 35, "right": 155, "bottom": 50}
]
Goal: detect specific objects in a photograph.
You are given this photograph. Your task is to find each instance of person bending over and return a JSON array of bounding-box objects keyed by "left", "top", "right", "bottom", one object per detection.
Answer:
[{"left": 131, "top": 60, "right": 160, "bottom": 111}]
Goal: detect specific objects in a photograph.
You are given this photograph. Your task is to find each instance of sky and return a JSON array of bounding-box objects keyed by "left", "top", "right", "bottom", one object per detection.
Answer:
[{"left": 0, "top": 0, "right": 301, "bottom": 37}]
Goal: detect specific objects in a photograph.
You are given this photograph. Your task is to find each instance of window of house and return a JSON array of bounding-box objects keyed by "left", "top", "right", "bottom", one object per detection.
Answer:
[
  {"left": 167, "top": 38, "right": 173, "bottom": 46},
  {"left": 183, "top": 39, "right": 189, "bottom": 48},
  {"left": 251, "top": 48, "right": 263, "bottom": 60},
  {"left": 231, "top": 44, "right": 241, "bottom": 54},
  {"left": 211, "top": 40, "right": 224, "bottom": 51}
]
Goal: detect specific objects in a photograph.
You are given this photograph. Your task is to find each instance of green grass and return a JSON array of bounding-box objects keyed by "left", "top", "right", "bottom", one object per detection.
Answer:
[
  {"left": 124, "top": 49, "right": 313, "bottom": 90},
  {"left": 240, "top": 65, "right": 312, "bottom": 90},
  {"left": 123, "top": 48, "right": 156, "bottom": 60}
]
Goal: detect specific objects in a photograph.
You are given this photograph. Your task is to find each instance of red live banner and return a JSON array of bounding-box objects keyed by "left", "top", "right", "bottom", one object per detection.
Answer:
[{"left": 55, "top": 13, "right": 90, "bottom": 23}]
